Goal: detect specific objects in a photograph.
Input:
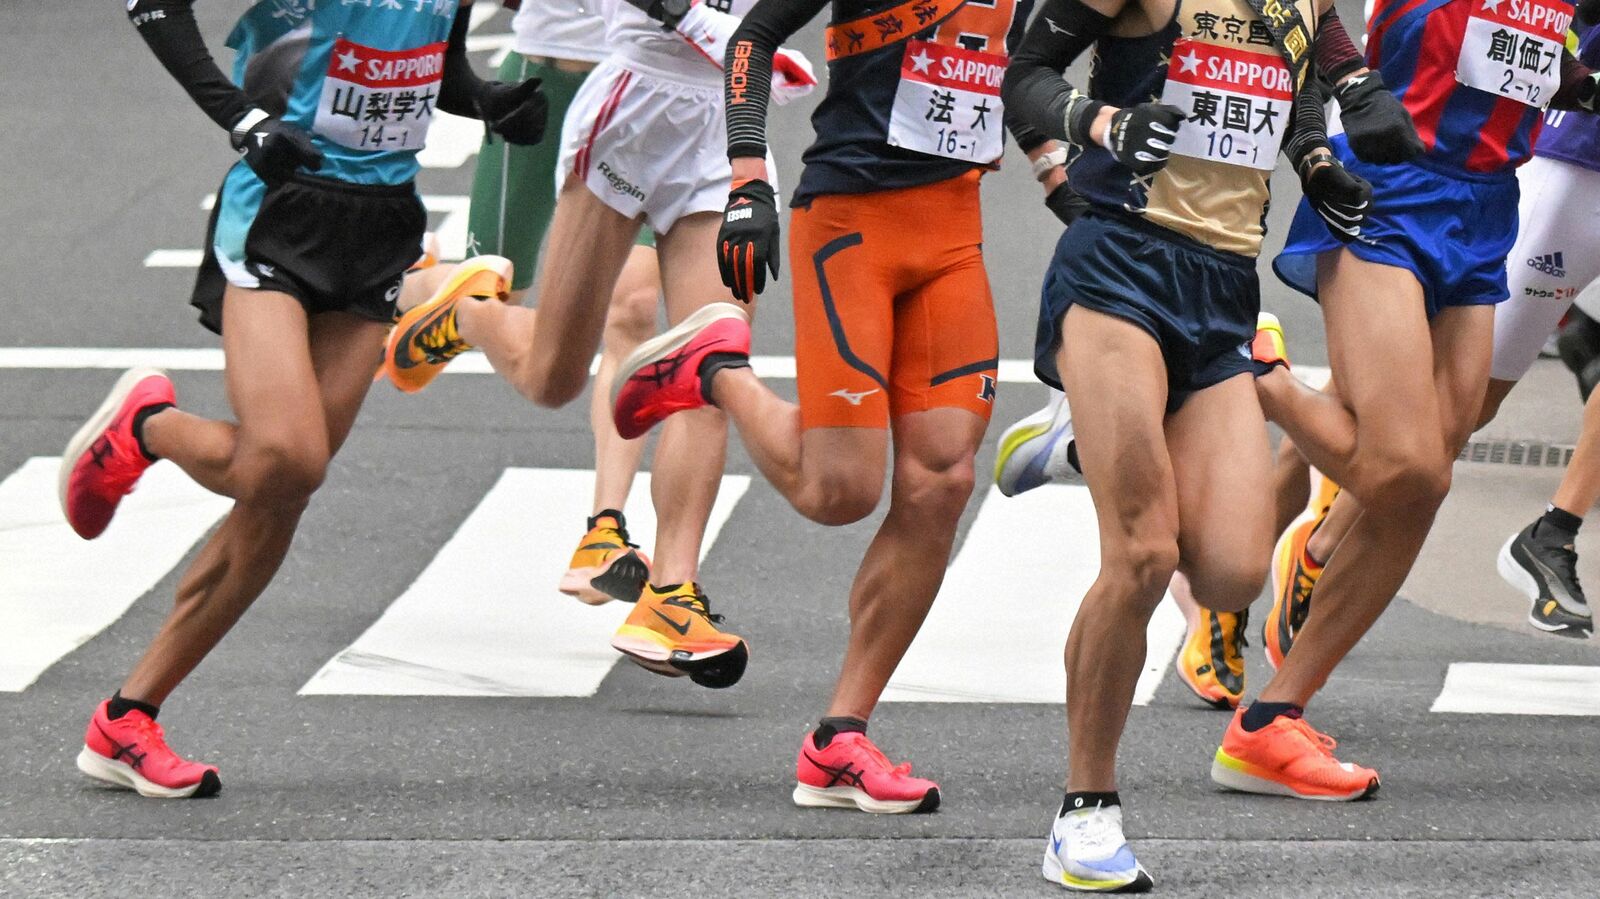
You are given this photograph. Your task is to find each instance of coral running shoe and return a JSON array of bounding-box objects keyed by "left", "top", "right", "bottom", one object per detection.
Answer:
[
  {"left": 611, "top": 582, "right": 749, "bottom": 688},
  {"left": 559, "top": 512, "right": 651, "bottom": 604},
  {"left": 994, "top": 389, "right": 1083, "bottom": 496},
  {"left": 1264, "top": 471, "right": 1337, "bottom": 669},
  {"left": 1211, "top": 706, "right": 1379, "bottom": 801},
  {"left": 1251, "top": 312, "right": 1289, "bottom": 374},
  {"left": 383, "top": 255, "right": 513, "bottom": 393},
  {"left": 77, "top": 701, "right": 219, "bottom": 798},
  {"left": 1042, "top": 801, "right": 1153, "bottom": 893},
  {"left": 793, "top": 730, "right": 940, "bottom": 814},
  {"left": 60, "top": 368, "right": 175, "bottom": 540},
  {"left": 1177, "top": 608, "right": 1248, "bottom": 710},
  {"left": 612, "top": 303, "right": 751, "bottom": 440}
]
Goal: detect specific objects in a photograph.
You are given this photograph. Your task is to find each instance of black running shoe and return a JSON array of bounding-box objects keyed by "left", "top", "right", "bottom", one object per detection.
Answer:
[{"left": 1498, "top": 520, "right": 1593, "bottom": 638}]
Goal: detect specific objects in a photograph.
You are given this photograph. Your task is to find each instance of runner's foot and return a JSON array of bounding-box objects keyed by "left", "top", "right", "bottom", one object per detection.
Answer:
[
  {"left": 1211, "top": 706, "right": 1379, "bottom": 801},
  {"left": 793, "top": 730, "right": 940, "bottom": 814},
  {"left": 1041, "top": 801, "right": 1153, "bottom": 893},
  {"left": 382, "top": 255, "right": 513, "bottom": 393},
  {"left": 611, "top": 582, "right": 749, "bottom": 688},
  {"left": 77, "top": 700, "right": 220, "bottom": 799},
  {"left": 559, "top": 511, "right": 650, "bottom": 605},
  {"left": 1177, "top": 607, "right": 1248, "bottom": 710},
  {"left": 612, "top": 303, "right": 751, "bottom": 440},
  {"left": 1264, "top": 505, "right": 1329, "bottom": 670},
  {"left": 60, "top": 368, "right": 175, "bottom": 540},
  {"left": 1499, "top": 519, "right": 1592, "bottom": 638},
  {"left": 994, "top": 389, "right": 1082, "bottom": 496}
]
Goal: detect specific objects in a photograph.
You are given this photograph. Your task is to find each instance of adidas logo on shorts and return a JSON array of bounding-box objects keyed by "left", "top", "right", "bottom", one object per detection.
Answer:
[{"left": 1527, "top": 252, "right": 1566, "bottom": 278}]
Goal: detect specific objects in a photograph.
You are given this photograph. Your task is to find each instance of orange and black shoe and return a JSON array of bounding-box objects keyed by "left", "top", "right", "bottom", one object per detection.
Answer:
[
  {"left": 559, "top": 510, "right": 651, "bottom": 605},
  {"left": 611, "top": 582, "right": 749, "bottom": 688},
  {"left": 1211, "top": 706, "right": 1379, "bottom": 801},
  {"left": 1264, "top": 471, "right": 1338, "bottom": 669},
  {"left": 382, "top": 255, "right": 513, "bottom": 393},
  {"left": 1251, "top": 312, "right": 1289, "bottom": 375},
  {"left": 1177, "top": 608, "right": 1248, "bottom": 710}
]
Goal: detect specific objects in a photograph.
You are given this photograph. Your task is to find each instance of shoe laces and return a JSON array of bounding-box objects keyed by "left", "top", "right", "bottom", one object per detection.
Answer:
[
  {"left": 1535, "top": 532, "right": 1583, "bottom": 595},
  {"left": 595, "top": 522, "right": 639, "bottom": 551},
  {"left": 92, "top": 433, "right": 148, "bottom": 497},
  {"left": 666, "top": 588, "right": 724, "bottom": 624},
  {"left": 126, "top": 713, "right": 168, "bottom": 749},
  {"left": 1064, "top": 806, "right": 1124, "bottom": 855},
  {"left": 849, "top": 735, "right": 912, "bottom": 776},
  {"left": 1284, "top": 717, "right": 1337, "bottom": 757}
]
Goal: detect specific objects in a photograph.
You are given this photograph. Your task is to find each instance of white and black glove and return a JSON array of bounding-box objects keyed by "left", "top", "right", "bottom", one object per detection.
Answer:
[{"left": 1300, "top": 152, "right": 1372, "bottom": 243}]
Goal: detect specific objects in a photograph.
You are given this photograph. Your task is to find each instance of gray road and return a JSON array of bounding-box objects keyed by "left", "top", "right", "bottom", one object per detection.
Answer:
[{"left": 3, "top": 2, "right": 1599, "bottom": 897}]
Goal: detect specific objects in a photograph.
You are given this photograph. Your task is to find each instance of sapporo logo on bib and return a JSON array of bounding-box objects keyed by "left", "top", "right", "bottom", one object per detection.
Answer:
[
  {"left": 887, "top": 40, "right": 1007, "bottom": 163},
  {"left": 1457, "top": 0, "right": 1572, "bottom": 107},
  {"left": 314, "top": 38, "right": 447, "bottom": 152},
  {"left": 1160, "top": 38, "right": 1292, "bottom": 171}
]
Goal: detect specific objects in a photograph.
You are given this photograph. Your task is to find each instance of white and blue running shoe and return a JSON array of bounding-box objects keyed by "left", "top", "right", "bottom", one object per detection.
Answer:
[
  {"left": 995, "top": 389, "right": 1080, "bottom": 496},
  {"left": 1042, "top": 803, "right": 1153, "bottom": 893}
]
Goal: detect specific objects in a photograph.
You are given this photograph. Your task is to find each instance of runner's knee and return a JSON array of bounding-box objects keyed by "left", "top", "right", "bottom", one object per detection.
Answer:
[
  {"left": 605, "top": 282, "right": 659, "bottom": 348},
  {"left": 1102, "top": 530, "right": 1182, "bottom": 603},
  {"left": 798, "top": 469, "right": 882, "bottom": 526},
  {"left": 1357, "top": 446, "right": 1451, "bottom": 514},
  {"left": 232, "top": 437, "right": 328, "bottom": 506},
  {"left": 523, "top": 356, "right": 590, "bottom": 408},
  {"left": 892, "top": 453, "right": 975, "bottom": 518}
]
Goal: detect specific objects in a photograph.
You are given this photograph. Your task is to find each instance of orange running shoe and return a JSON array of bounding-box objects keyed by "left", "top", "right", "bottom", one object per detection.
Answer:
[
  {"left": 1264, "top": 471, "right": 1338, "bottom": 670},
  {"left": 559, "top": 511, "right": 651, "bottom": 605},
  {"left": 383, "top": 255, "right": 513, "bottom": 393},
  {"left": 1251, "top": 312, "right": 1289, "bottom": 372},
  {"left": 1211, "top": 707, "right": 1379, "bottom": 801},
  {"left": 611, "top": 582, "right": 749, "bottom": 688},
  {"left": 1177, "top": 608, "right": 1247, "bottom": 710}
]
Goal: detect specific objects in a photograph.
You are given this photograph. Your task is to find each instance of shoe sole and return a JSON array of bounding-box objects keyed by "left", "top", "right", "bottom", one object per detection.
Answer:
[
  {"left": 1497, "top": 535, "right": 1595, "bottom": 638},
  {"left": 1264, "top": 518, "right": 1311, "bottom": 671},
  {"left": 1042, "top": 854, "right": 1154, "bottom": 893},
  {"left": 1175, "top": 662, "right": 1238, "bottom": 711},
  {"left": 383, "top": 256, "right": 513, "bottom": 394},
  {"left": 58, "top": 367, "right": 168, "bottom": 528},
  {"left": 76, "top": 746, "right": 220, "bottom": 799},
  {"left": 1210, "top": 749, "right": 1378, "bottom": 801},
  {"left": 792, "top": 783, "right": 939, "bottom": 814},
  {"left": 559, "top": 550, "right": 649, "bottom": 605},
  {"left": 610, "top": 303, "right": 749, "bottom": 429},
  {"left": 611, "top": 630, "right": 750, "bottom": 689}
]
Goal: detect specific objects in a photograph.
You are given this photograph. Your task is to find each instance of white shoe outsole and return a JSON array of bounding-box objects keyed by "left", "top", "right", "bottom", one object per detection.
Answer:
[
  {"left": 75, "top": 746, "right": 206, "bottom": 799},
  {"left": 58, "top": 367, "right": 168, "bottom": 524},
  {"left": 791, "top": 782, "right": 930, "bottom": 814},
  {"left": 1209, "top": 754, "right": 1374, "bottom": 801}
]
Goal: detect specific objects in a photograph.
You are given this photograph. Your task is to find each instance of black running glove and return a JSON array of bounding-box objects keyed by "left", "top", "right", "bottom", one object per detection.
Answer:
[
  {"left": 229, "top": 110, "right": 323, "bottom": 184},
  {"left": 1334, "top": 72, "right": 1425, "bottom": 164},
  {"left": 717, "top": 179, "right": 780, "bottom": 302},
  {"left": 1044, "top": 182, "right": 1090, "bottom": 227},
  {"left": 1103, "top": 103, "right": 1185, "bottom": 177},
  {"left": 1301, "top": 152, "right": 1372, "bottom": 243},
  {"left": 477, "top": 78, "right": 549, "bottom": 145}
]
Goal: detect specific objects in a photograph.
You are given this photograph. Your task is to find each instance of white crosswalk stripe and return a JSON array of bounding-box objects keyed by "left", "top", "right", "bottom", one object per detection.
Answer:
[
  {"left": 0, "top": 457, "right": 232, "bottom": 692},
  {"left": 1430, "top": 663, "right": 1600, "bottom": 716},
  {"left": 299, "top": 469, "right": 750, "bottom": 697}
]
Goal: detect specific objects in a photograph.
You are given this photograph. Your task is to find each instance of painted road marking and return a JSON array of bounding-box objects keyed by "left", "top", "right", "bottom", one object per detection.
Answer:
[
  {"left": 300, "top": 469, "right": 750, "bottom": 697},
  {"left": 0, "top": 458, "right": 232, "bottom": 692},
  {"left": 883, "top": 484, "right": 1186, "bottom": 704},
  {"left": 1431, "top": 663, "right": 1600, "bottom": 716}
]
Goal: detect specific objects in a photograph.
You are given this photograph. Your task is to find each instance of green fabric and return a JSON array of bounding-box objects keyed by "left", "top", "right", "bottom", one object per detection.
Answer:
[{"left": 466, "top": 57, "right": 652, "bottom": 291}]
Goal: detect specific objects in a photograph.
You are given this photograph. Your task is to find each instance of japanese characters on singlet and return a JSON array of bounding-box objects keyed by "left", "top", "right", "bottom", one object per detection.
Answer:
[
  {"left": 1367, "top": 0, "right": 1575, "bottom": 174},
  {"left": 226, "top": 0, "right": 460, "bottom": 185},
  {"left": 1065, "top": 0, "right": 1316, "bottom": 256},
  {"left": 1536, "top": 24, "right": 1600, "bottom": 172},
  {"left": 795, "top": 0, "right": 1032, "bottom": 203}
]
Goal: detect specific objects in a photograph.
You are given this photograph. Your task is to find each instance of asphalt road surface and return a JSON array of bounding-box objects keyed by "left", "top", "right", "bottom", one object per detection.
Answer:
[{"left": 3, "top": 3, "right": 1599, "bottom": 897}]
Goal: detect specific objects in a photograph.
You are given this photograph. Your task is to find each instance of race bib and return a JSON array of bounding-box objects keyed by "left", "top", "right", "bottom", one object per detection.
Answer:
[
  {"left": 1456, "top": 0, "right": 1571, "bottom": 108},
  {"left": 886, "top": 40, "right": 1006, "bottom": 163},
  {"left": 1160, "top": 38, "right": 1292, "bottom": 171},
  {"left": 314, "top": 38, "right": 447, "bottom": 152}
]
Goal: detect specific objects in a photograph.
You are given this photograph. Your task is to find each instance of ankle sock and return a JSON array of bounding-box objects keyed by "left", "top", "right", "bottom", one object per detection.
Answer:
[
  {"left": 107, "top": 690, "right": 160, "bottom": 721},
  {"left": 812, "top": 716, "right": 867, "bottom": 749},
  {"left": 131, "top": 403, "right": 173, "bottom": 462},
  {"left": 1538, "top": 505, "right": 1583, "bottom": 540},
  {"left": 1241, "top": 700, "right": 1302, "bottom": 732},
  {"left": 1059, "top": 790, "right": 1120, "bottom": 816},
  {"left": 697, "top": 352, "right": 750, "bottom": 404},
  {"left": 588, "top": 508, "right": 626, "bottom": 532}
]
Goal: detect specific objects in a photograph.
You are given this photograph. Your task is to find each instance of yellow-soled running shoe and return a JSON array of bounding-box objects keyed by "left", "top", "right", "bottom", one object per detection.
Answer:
[
  {"left": 611, "top": 582, "right": 749, "bottom": 688},
  {"left": 383, "top": 255, "right": 513, "bottom": 394},
  {"left": 1264, "top": 468, "right": 1339, "bottom": 670}
]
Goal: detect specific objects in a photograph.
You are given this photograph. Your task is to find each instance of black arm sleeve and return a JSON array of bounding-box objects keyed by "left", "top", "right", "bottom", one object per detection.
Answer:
[
  {"left": 725, "top": 0, "right": 828, "bottom": 160},
  {"left": 1000, "top": 0, "right": 1116, "bottom": 146},
  {"left": 1313, "top": 11, "right": 1364, "bottom": 83},
  {"left": 438, "top": 5, "right": 487, "bottom": 118},
  {"left": 1003, "top": 4, "right": 1049, "bottom": 153},
  {"left": 127, "top": 0, "right": 250, "bottom": 131},
  {"left": 1282, "top": 74, "right": 1332, "bottom": 173}
]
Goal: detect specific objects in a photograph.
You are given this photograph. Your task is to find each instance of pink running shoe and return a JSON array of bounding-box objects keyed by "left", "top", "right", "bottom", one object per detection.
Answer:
[
  {"left": 77, "top": 700, "right": 220, "bottom": 798},
  {"left": 793, "top": 730, "right": 941, "bottom": 814},
  {"left": 612, "top": 303, "right": 750, "bottom": 440},
  {"left": 60, "top": 368, "right": 175, "bottom": 540}
]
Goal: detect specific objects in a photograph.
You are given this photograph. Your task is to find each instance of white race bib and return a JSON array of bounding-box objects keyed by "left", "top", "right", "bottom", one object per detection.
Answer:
[
  {"left": 314, "top": 38, "right": 447, "bottom": 152},
  {"left": 1160, "top": 38, "right": 1293, "bottom": 171},
  {"left": 886, "top": 39, "right": 1006, "bottom": 163},
  {"left": 1456, "top": 0, "right": 1571, "bottom": 108}
]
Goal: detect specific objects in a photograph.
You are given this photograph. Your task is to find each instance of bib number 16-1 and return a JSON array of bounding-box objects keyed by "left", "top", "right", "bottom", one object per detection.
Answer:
[{"left": 887, "top": 39, "right": 1006, "bottom": 163}]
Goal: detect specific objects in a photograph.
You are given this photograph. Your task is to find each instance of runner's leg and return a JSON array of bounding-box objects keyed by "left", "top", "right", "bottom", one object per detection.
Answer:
[{"left": 591, "top": 245, "right": 659, "bottom": 513}]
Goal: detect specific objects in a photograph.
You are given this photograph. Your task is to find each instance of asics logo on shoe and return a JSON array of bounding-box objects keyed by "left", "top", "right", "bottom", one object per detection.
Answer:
[
  {"left": 96, "top": 724, "right": 146, "bottom": 770},
  {"left": 803, "top": 753, "right": 865, "bottom": 788},
  {"left": 829, "top": 387, "right": 880, "bottom": 406},
  {"left": 89, "top": 436, "right": 116, "bottom": 470},
  {"left": 1527, "top": 252, "right": 1567, "bottom": 278},
  {"left": 652, "top": 610, "right": 692, "bottom": 635},
  {"left": 639, "top": 348, "right": 690, "bottom": 387}
]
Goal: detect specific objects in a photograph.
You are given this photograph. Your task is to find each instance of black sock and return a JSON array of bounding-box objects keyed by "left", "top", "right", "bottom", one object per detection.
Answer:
[
  {"left": 1059, "top": 790, "right": 1120, "bottom": 817},
  {"left": 697, "top": 352, "right": 750, "bottom": 405},
  {"left": 588, "top": 508, "right": 626, "bottom": 531},
  {"left": 1241, "top": 700, "right": 1302, "bottom": 732},
  {"left": 106, "top": 690, "right": 160, "bottom": 721},
  {"left": 131, "top": 403, "right": 174, "bottom": 463},
  {"left": 1537, "top": 505, "right": 1583, "bottom": 540},
  {"left": 812, "top": 716, "right": 868, "bottom": 749}
]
